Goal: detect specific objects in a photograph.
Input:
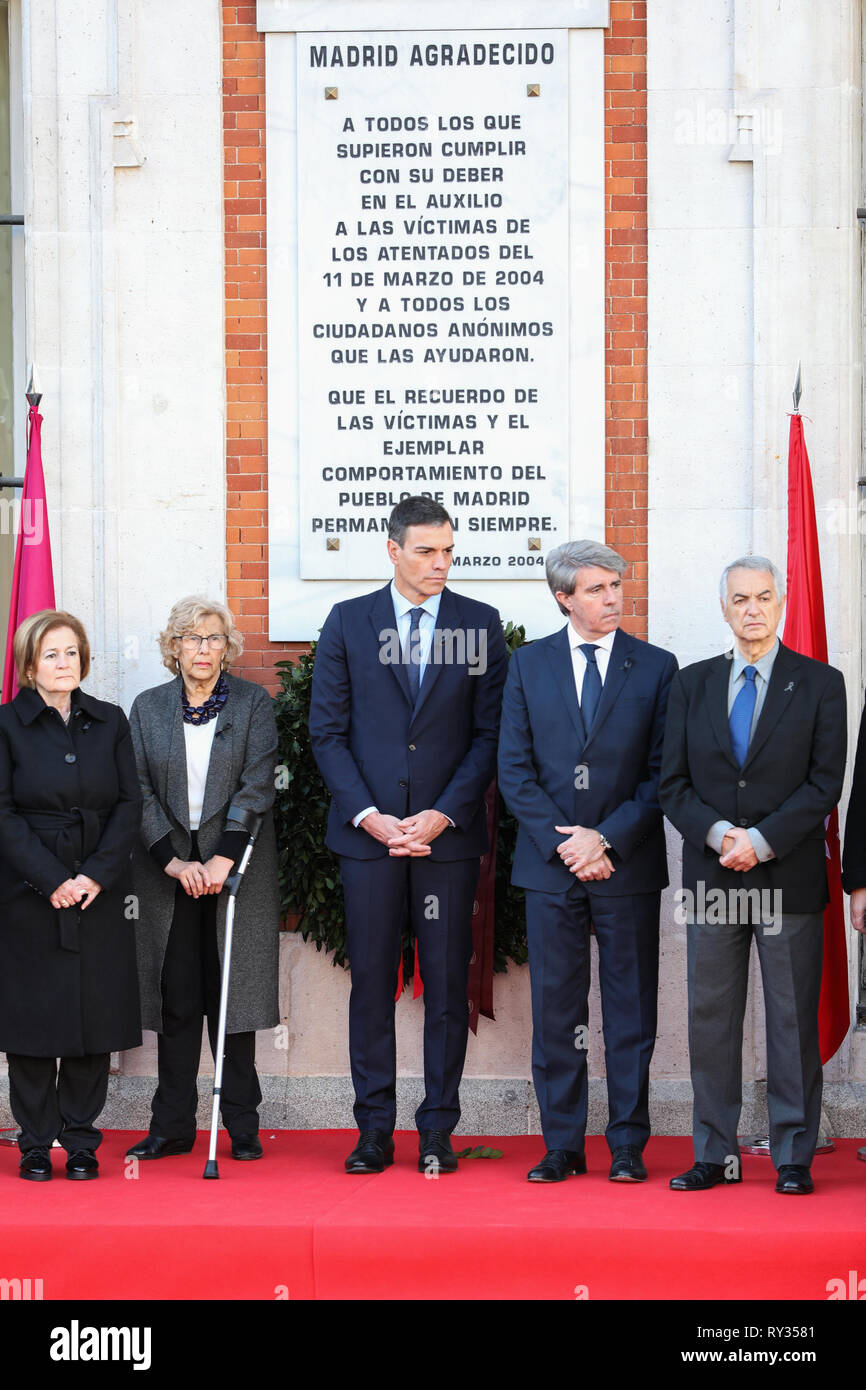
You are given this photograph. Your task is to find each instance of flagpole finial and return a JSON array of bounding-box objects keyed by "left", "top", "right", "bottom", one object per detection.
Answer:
[
  {"left": 793, "top": 360, "right": 802, "bottom": 413},
  {"left": 25, "top": 363, "right": 41, "bottom": 410}
]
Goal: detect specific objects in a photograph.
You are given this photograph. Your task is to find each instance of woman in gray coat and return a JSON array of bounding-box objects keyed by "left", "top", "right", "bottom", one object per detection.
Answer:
[{"left": 125, "top": 596, "right": 280, "bottom": 1163}]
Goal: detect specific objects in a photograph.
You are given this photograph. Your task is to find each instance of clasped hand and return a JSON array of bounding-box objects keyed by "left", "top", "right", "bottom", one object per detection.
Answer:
[
  {"left": 164, "top": 855, "right": 234, "bottom": 897},
  {"left": 362, "top": 809, "right": 449, "bottom": 857},
  {"left": 555, "top": 825, "right": 615, "bottom": 881},
  {"left": 719, "top": 827, "right": 758, "bottom": 872},
  {"left": 50, "top": 873, "right": 102, "bottom": 911}
]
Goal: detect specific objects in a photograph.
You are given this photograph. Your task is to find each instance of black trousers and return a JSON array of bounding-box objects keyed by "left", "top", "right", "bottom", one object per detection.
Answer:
[
  {"left": 340, "top": 854, "right": 479, "bottom": 1134},
  {"left": 7, "top": 1052, "right": 110, "bottom": 1154},
  {"left": 150, "top": 881, "right": 261, "bottom": 1142}
]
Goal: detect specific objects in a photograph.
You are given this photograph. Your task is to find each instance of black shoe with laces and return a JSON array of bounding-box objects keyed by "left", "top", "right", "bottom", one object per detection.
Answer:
[
  {"left": 609, "top": 1144, "right": 648, "bottom": 1182},
  {"left": 527, "top": 1149, "right": 587, "bottom": 1182},
  {"left": 418, "top": 1129, "right": 458, "bottom": 1174},
  {"left": 345, "top": 1130, "right": 395, "bottom": 1174}
]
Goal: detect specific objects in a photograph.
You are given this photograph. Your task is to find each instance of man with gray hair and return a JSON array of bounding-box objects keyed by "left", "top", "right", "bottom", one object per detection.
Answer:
[
  {"left": 498, "top": 539, "right": 678, "bottom": 1183},
  {"left": 660, "top": 555, "right": 846, "bottom": 1195}
]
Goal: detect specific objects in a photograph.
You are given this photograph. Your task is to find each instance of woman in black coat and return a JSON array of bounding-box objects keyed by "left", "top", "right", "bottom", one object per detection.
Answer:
[{"left": 0, "top": 610, "right": 141, "bottom": 1181}]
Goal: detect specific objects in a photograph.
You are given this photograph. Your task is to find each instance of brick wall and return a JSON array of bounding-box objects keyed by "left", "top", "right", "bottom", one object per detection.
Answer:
[
  {"left": 605, "top": 1, "right": 648, "bottom": 635},
  {"left": 221, "top": 2, "right": 649, "bottom": 683},
  {"left": 223, "top": 2, "right": 305, "bottom": 692}
]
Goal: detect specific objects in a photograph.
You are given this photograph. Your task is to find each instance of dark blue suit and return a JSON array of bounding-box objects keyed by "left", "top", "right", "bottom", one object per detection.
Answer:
[
  {"left": 309, "top": 582, "right": 507, "bottom": 1132},
  {"left": 498, "top": 624, "right": 677, "bottom": 1152}
]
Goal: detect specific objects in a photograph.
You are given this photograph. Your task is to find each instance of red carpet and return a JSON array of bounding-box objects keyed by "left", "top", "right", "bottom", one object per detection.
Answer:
[{"left": 1, "top": 1132, "right": 862, "bottom": 1300}]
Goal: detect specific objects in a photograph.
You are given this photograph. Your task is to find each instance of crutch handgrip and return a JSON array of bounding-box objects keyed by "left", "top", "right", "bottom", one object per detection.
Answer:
[{"left": 223, "top": 812, "right": 264, "bottom": 898}]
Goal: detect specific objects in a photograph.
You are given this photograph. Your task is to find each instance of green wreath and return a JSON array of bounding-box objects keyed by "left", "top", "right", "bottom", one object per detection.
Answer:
[{"left": 273, "top": 621, "right": 528, "bottom": 980}]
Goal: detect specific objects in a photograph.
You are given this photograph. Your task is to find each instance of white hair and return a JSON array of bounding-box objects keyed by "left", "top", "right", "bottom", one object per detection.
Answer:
[{"left": 719, "top": 555, "right": 786, "bottom": 602}]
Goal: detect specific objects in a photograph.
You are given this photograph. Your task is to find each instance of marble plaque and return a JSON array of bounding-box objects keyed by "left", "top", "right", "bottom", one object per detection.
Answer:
[{"left": 296, "top": 29, "right": 569, "bottom": 579}]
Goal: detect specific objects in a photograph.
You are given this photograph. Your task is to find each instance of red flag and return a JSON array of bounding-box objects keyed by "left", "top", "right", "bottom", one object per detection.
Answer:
[
  {"left": 783, "top": 411, "right": 849, "bottom": 1063},
  {"left": 1, "top": 403, "right": 56, "bottom": 702}
]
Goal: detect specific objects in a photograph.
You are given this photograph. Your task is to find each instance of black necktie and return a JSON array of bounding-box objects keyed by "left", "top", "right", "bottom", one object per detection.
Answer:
[
  {"left": 405, "top": 607, "right": 425, "bottom": 703},
  {"left": 579, "top": 644, "right": 602, "bottom": 730}
]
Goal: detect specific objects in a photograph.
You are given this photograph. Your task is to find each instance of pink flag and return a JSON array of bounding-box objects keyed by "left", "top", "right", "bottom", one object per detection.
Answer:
[{"left": 1, "top": 404, "right": 56, "bottom": 702}]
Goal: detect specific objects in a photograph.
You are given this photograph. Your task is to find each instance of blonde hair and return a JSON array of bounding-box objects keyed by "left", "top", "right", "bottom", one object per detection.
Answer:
[
  {"left": 158, "top": 595, "right": 243, "bottom": 675},
  {"left": 14, "top": 609, "right": 91, "bottom": 687}
]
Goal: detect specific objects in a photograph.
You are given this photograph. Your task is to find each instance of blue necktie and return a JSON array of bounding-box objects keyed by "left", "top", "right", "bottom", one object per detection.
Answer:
[
  {"left": 579, "top": 644, "right": 602, "bottom": 731},
  {"left": 405, "top": 607, "right": 425, "bottom": 703},
  {"left": 729, "top": 665, "right": 757, "bottom": 766}
]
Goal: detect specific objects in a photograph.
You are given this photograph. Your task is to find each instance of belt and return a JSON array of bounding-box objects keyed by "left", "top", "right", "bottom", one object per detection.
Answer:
[{"left": 19, "top": 806, "right": 110, "bottom": 952}]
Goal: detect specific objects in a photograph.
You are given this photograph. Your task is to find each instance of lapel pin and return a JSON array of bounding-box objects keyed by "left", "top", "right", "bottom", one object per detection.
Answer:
[{"left": 784, "top": 682, "right": 794, "bottom": 692}]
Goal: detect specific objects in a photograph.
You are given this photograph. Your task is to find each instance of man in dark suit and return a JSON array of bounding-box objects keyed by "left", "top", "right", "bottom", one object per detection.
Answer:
[
  {"left": 498, "top": 540, "right": 677, "bottom": 1183},
  {"left": 840, "top": 704, "right": 866, "bottom": 935},
  {"left": 841, "top": 701, "right": 866, "bottom": 1171},
  {"left": 309, "top": 496, "right": 507, "bottom": 1175},
  {"left": 660, "top": 555, "right": 846, "bottom": 1195}
]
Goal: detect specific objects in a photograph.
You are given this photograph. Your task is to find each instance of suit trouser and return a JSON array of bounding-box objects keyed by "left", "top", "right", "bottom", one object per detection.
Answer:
[
  {"left": 7, "top": 1052, "right": 110, "bottom": 1154},
  {"left": 150, "top": 882, "right": 261, "bottom": 1142},
  {"left": 340, "top": 854, "right": 479, "bottom": 1133},
  {"left": 525, "top": 882, "right": 660, "bottom": 1153},
  {"left": 686, "top": 912, "right": 823, "bottom": 1168}
]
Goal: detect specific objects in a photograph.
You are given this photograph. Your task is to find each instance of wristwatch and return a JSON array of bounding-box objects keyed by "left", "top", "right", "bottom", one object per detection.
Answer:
[{"left": 598, "top": 833, "right": 612, "bottom": 852}]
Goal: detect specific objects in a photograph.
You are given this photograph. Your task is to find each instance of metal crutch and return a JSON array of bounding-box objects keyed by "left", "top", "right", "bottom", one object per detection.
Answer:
[{"left": 203, "top": 812, "right": 263, "bottom": 1179}]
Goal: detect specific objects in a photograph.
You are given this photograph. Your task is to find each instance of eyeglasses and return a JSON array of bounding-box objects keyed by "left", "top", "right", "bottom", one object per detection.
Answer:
[{"left": 178, "top": 633, "right": 228, "bottom": 651}]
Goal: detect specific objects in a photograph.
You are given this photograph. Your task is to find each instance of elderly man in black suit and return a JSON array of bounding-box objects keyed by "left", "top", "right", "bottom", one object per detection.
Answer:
[
  {"left": 660, "top": 555, "right": 846, "bottom": 1195},
  {"left": 309, "top": 497, "right": 507, "bottom": 1176},
  {"left": 498, "top": 539, "right": 678, "bottom": 1183}
]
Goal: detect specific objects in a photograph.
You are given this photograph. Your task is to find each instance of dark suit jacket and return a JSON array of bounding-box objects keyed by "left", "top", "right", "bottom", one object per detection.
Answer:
[
  {"left": 309, "top": 583, "right": 507, "bottom": 861},
  {"left": 497, "top": 624, "right": 678, "bottom": 895},
  {"left": 841, "top": 699, "right": 866, "bottom": 893},
  {"left": 659, "top": 642, "right": 847, "bottom": 914}
]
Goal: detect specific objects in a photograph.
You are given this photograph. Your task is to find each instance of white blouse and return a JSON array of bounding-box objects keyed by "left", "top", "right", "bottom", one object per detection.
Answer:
[{"left": 184, "top": 719, "right": 219, "bottom": 831}]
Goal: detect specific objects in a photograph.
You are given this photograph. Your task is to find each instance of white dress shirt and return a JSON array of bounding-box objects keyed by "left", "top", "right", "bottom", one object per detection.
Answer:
[{"left": 566, "top": 624, "right": 617, "bottom": 707}]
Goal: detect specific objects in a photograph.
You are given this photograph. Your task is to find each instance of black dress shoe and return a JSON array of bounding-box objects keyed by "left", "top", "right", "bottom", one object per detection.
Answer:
[
  {"left": 670, "top": 1160, "right": 741, "bottom": 1190},
  {"left": 125, "top": 1134, "right": 194, "bottom": 1160},
  {"left": 66, "top": 1150, "right": 98, "bottom": 1181},
  {"left": 345, "top": 1130, "right": 394, "bottom": 1174},
  {"left": 609, "top": 1144, "right": 647, "bottom": 1182},
  {"left": 418, "top": 1129, "right": 458, "bottom": 1174},
  {"left": 527, "top": 1149, "right": 587, "bottom": 1182},
  {"left": 775, "top": 1164, "right": 813, "bottom": 1195},
  {"left": 231, "top": 1132, "right": 263, "bottom": 1161},
  {"left": 19, "top": 1147, "right": 52, "bottom": 1182}
]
